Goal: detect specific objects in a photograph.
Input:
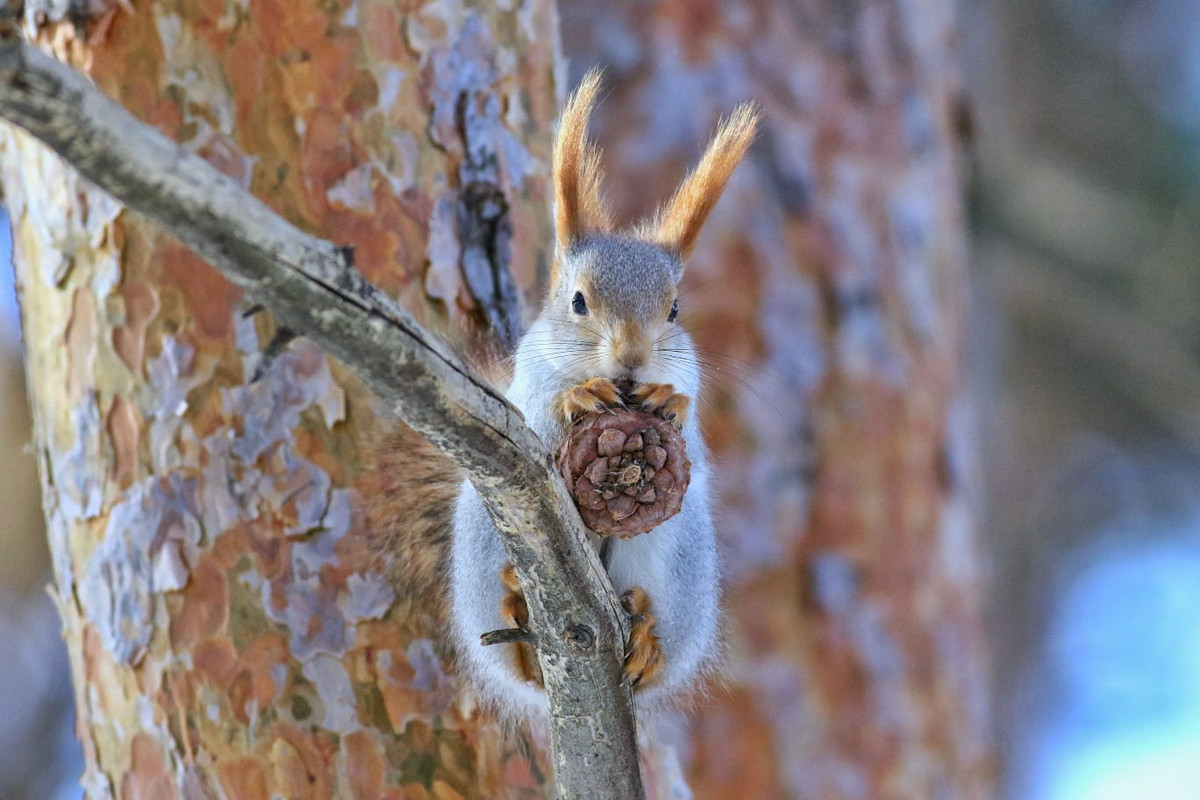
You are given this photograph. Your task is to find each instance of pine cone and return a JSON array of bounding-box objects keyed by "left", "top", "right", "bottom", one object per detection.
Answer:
[{"left": 557, "top": 408, "right": 691, "bottom": 538}]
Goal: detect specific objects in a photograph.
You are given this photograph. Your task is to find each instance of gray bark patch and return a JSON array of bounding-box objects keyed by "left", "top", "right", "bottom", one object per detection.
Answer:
[{"left": 81, "top": 475, "right": 203, "bottom": 665}]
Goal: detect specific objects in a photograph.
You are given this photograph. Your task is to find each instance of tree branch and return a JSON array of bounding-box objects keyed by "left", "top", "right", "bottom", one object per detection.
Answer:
[{"left": 0, "top": 31, "right": 645, "bottom": 800}]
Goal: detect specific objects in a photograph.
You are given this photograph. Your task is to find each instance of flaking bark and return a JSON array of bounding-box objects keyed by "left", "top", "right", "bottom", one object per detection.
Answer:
[{"left": 0, "top": 12, "right": 648, "bottom": 800}]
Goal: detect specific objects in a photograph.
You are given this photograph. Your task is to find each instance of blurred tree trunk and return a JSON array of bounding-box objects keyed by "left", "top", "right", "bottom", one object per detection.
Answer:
[
  {"left": 563, "top": 1, "right": 992, "bottom": 798},
  {"left": 0, "top": 2, "right": 585, "bottom": 797}
]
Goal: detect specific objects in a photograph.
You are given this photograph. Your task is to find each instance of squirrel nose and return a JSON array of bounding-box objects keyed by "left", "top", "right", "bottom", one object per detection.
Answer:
[{"left": 617, "top": 350, "right": 647, "bottom": 370}]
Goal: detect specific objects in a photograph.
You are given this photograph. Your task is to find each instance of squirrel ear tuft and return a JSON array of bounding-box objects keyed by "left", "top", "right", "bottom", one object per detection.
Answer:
[
  {"left": 553, "top": 69, "right": 613, "bottom": 262},
  {"left": 642, "top": 102, "right": 760, "bottom": 262}
]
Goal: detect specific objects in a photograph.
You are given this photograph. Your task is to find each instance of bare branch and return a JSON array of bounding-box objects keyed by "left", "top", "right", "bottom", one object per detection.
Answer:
[
  {"left": 0, "top": 31, "right": 645, "bottom": 800},
  {"left": 481, "top": 627, "right": 536, "bottom": 647}
]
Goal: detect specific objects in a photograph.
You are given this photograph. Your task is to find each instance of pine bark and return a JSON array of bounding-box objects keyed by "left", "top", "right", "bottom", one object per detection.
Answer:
[
  {"left": 0, "top": 2, "right": 620, "bottom": 797},
  {"left": 563, "top": 1, "right": 992, "bottom": 797}
]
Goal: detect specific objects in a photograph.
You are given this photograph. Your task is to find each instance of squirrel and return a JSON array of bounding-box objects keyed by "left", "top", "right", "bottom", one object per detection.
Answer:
[{"left": 362, "top": 70, "right": 759, "bottom": 724}]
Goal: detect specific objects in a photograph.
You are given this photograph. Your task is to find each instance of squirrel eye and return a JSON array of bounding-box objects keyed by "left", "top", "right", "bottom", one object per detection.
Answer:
[
  {"left": 667, "top": 299, "right": 679, "bottom": 323},
  {"left": 572, "top": 291, "right": 588, "bottom": 316}
]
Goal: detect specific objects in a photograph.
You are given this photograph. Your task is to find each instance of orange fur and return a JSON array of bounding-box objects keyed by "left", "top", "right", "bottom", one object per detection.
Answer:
[
  {"left": 355, "top": 320, "right": 510, "bottom": 625},
  {"left": 630, "top": 382, "right": 690, "bottom": 430},
  {"left": 642, "top": 103, "right": 761, "bottom": 260},
  {"left": 620, "top": 587, "right": 664, "bottom": 688},
  {"left": 552, "top": 69, "right": 612, "bottom": 269},
  {"left": 356, "top": 423, "right": 461, "bottom": 619},
  {"left": 558, "top": 376, "right": 622, "bottom": 422},
  {"left": 500, "top": 564, "right": 545, "bottom": 686}
]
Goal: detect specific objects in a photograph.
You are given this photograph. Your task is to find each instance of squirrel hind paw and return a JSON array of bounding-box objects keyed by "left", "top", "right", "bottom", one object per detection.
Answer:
[
  {"left": 499, "top": 564, "right": 544, "bottom": 687},
  {"left": 500, "top": 564, "right": 529, "bottom": 629},
  {"left": 620, "top": 587, "right": 665, "bottom": 689}
]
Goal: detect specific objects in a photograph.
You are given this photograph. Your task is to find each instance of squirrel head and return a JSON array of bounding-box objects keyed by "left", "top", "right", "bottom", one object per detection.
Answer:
[{"left": 540, "top": 69, "right": 760, "bottom": 385}]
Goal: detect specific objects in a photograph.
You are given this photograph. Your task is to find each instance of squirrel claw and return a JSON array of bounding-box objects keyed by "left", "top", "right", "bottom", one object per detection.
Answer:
[
  {"left": 500, "top": 564, "right": 530, "bottom": 628},
  {"left": 499, "top": 564, "right": 544, "bottom": 686},
  {"left": 620, "top": 587, "right": 664, "bottom": 690},
  {"left": 559, "top": 377, "right": 624, "bottom": 422},
  {"left": 630, "top": 383, "right": 691, "bottom": 430}
]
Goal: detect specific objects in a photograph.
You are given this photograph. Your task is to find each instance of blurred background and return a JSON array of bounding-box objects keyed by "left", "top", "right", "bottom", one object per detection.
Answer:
[
  {"left": 965, "top": 0, "right": 1200, "bottom": 798},
  {"left": 2, "top": 0, "right": 1200, "bottom": 797}
]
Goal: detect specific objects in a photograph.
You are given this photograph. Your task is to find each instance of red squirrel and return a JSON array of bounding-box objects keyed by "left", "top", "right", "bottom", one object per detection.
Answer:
[{"left": 364, "top": 70, "right": 758, "bottom": 724}]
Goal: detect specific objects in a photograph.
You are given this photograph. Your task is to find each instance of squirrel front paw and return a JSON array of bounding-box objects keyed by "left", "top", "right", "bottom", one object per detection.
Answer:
[
  {"left": 630, "top": 383, "right": 691, "bottom": 430},
  {"left": 558, "top": 377, "right": 623, "bottom": 422},
  {"left": 621, "top": 587, "right": 664, "bottom": 689}
]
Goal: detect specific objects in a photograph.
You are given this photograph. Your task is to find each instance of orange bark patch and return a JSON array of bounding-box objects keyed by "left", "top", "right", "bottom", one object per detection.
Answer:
[
  {"left": 238, "top": 634, "right": 292, "bottom": 711},
  {"left": 251, "top": 0, "right": 330, "bottom": 60},
  {"left": 195, "top": 133, "right": 252, "bottom": 183},
  {"left": 267, "top": 725, "right": 335, "bottom": 800},
  {"left": 88, "top": 7, "right": 180, "bottom": 137},
  {"left": 224, "top": 33, "right": 269, "bottom": 131},
  {"left": 310, "top": 37, "right": 364, "bottom": 113},
  {"left": 121, "top": 732, "right": 174, "bottom": 800},
  {"left": 193, "top": 637, "right": 238, "bottom": 687},
  {"left": 329, "top": 191, "right": 409, "bottom": 288},
  {"left": 361, "top": 4, "right": 408, "bottom": 62},
  {"left": 300, "top": 109, "right": 360, "bottom": 215},
  {"left": 209, "top": 520, "right": 254, "bottom": 568},
  {"left": 218, "top": 756, "right": 270, "bottom": 800},
  {"left": 344, "top": 730, "right": 386, "bottom": 800},
  {"left": 270, "top": 737, "right": 315, "bottom": 800},
  {"left": 170, "top": 556, "right": 231, "bottom": 649},
  {"left": 379, "top": 682, "right": 425, "bottom": 734},
  {"left": 65, "top": 286, "right": 98, "bottom": 400},
  {"left": 107, "top": 395, "right": 142, "bottom": 489},
  {"left": 113, "top": 279, "right": 160, "bottom": 371},
  {"left": 246, "top": 520, "right": 290, "bottom": 584},
  {"left": 158, "top": 239, "right": 241, "bottom": 343}
]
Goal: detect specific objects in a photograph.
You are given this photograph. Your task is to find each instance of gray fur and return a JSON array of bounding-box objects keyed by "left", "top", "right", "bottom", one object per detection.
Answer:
[
  {"left": 449, "top": 233, "right": 719, "bottom": 723},
  {"left": 561, "top": 235, "right": 682, "bottom": 324}
]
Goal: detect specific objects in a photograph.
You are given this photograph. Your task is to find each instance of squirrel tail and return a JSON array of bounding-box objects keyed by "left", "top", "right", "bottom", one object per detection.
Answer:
[
  {"left": 355, "top": 327, "right": 510, "bottom": 623},
  {"left": 356, "top": 421, "right": 461, "bottom": 621}
]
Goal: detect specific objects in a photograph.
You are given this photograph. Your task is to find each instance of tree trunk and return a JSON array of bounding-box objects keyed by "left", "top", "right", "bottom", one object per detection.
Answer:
[
  {"left": 562, "top": 1, "right": 992, "bottom": 797},
  {"left": 0, "top": 2, "right": 586, "bottom": 797}
]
